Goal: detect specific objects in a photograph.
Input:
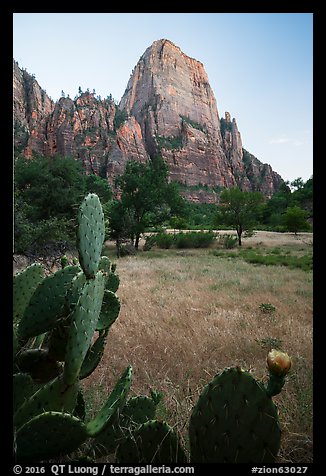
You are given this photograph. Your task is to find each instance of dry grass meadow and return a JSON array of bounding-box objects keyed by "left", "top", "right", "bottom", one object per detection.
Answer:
[{"left": 80, "top": 231, "right": 313, "bottom": 463}]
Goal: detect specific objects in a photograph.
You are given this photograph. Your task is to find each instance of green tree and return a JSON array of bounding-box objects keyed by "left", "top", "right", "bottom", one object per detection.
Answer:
[
  {"left": 15, "top": 155, "right": 86, "bottom": 220},
  {"left": 14, "top": 154, "right": 87, "bottom": 253},
  {"left": 85, "top": 174, "right": 112, "bottom": 204},
  {"left": 115, "top": 157, "right": 186, "bottom": 249},
  {"left": 261, "top": 177, "right": 313, "bottom": 229},
  {"left": 215, "top": 187, "right": 264, "bottom": 246},
  {"left": 290, "top": 177, "right": 305, "bottom": 191},
  {"left": 114, "top": 107, "right": 129, "bottom": 130},
  {"left": 104, "top": 200, "right": 135, "bottom": 257},
  {"left": 282, "top": 206, "right": 310, "bottom": 235}
]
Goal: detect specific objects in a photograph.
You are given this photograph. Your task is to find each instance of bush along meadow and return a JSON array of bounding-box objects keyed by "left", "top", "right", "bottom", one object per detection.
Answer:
[{"left": 13, "top": 193, "right": 292, "bottom": 463}]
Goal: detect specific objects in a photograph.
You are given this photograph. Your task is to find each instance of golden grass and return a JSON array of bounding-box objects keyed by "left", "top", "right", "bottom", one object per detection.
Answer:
[{"left": 81, "top": 242, "right": 313, "bottom": 463}]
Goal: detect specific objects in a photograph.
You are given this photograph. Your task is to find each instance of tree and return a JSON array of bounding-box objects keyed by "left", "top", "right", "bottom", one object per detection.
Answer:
[
  {"left": 215, "top": 187, "right": 264, "bottom": 246},
  {"left": 282, "top": 206, "right": 310, "bottom": 235},
  {"left": 14, "top": 154, "right": 87, "bottom": 252},
  {"left": 115, "top": 157, "right": 186, "bottom": 249},
  {"left": 290, "top": 177, "right": 305, "bottom": 191},
  {"left": 85, "top": 174, "right": 112, "bottom": 204},
  {"left": 104, "top": 200, "right": 135, "bottom": 257}
]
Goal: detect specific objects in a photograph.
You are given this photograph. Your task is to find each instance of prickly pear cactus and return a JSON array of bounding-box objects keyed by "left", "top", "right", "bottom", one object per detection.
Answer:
[
  {"left": 189, "top": 367, "right": 282, "bottom": 463},
  {"left": 86, "top": 366, "right": 133, "bottom": 437},
  {"left": 15, "top": 412, "right": 89, "bottom": 461},
  {"left": 13, "top": 193, "right": 134, "bottom": 462},
  {"left": 63, "top": 271, "right": 105, "bottom": 385},
  {"left": 77, "top": 193, "right": 105, "bottom": 278},
  {"left": 13, "top": 263, "right": 44, "bottom": 323},
  {"left": 122, "top": 395, "right": 157, "bottom": 426},
  {"left": 116, "top": 420, "right": 187, "bottom": 464},
  {"left": 18, "top": 265, "right": 80, "bottom": 339},
  {"left": 92, "top": 391, "right": 161, "bottom": 458}
]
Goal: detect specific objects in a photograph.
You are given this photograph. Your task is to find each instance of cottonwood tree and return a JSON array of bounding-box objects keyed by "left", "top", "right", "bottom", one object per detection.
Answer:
[
  {"left": 114, "top": 157, "right": 186, "bottom": 249},
  {"left": 282, "top": 206, "right": 310, "bottom": 235},
  {"left": 215, "top": 187, "right": 264, "bottom": 246}
]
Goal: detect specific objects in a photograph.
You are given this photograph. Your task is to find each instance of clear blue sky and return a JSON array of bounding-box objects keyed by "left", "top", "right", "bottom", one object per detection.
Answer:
[{"left": 13, "top": 13, "right": 313, "bottom": 183}]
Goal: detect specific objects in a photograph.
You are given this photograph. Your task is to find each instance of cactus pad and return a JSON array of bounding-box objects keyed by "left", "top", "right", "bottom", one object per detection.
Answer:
[
  {"left": 64, "top": 271, "right": 105, "bottom": 385},
  {"left": 15, "top": 349, "right": 61, "bottom": 383},
  {"left": 123, "top": 396, "right": 157, "bottom": 426},
  {"left": 116, "top": 419, "right": 187, "bottom": 463},
  {"left": 106, "top": 272, "right": 120, "bottom": 293},
  {"left": 86, "top": 365, "right": 132, "bottom": 437},
  {"left": 13, "top": 328, "right": 18, "bottom": 358},
  {"left": 79, "top": 330, "right": 108, "bottom": 379},
  {"left": 73, "top": 390, "right": 86, "bottom": 421},
  {"left": 47, "top": 318, "right": 71, "bottom": 362},
  {"left": 66, "top": 271, "right": 87, "bottom": 313},
  {"left": 14, "top": 374, "right": 78, "bottom": 430},
  {"left": 15, "top": 411, "right": 88, "bottom": 461},
  {"left": 96, "top": 290, "right": 121, "bottom": 331},
  {"left": 77, "top": 193, "right": 105, "bottom": 278},
  {"left": 18, "top": 265, "right": 80, "bottom": 339},
  {"left": 13, "top": 263, "right": 44, "bottom": 323},
  {"left": 92, "top": 393, "right": 157, "bottom": 458},
  {"left": 189, "top": 367, "right": 281, "bottom": 463},
  {"left": 13, "top": 373, "right": 37, "bottom": 414},
  {"left": 99, "top": 256, "right": 112, "bottom": 277}
]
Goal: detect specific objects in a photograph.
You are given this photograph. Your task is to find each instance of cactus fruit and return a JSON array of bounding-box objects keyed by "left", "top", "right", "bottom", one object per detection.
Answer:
[
  {"left": 18, "top": 265, "right": 80, "bottom": 339},
  {"left": 77, "top": 193, "right": 105, "bottom": 278},
  {"left": 15, "top": 411, "right": 89, "bottom": 461},
  {"left": 189, "top": 367, "right": 282, "bottom": 463},
  {"left": 266, "top": 349, "right": 292, "bottom": 397},
  {"left": 116, "top": 420, "right": 187, "bottom": 464}
]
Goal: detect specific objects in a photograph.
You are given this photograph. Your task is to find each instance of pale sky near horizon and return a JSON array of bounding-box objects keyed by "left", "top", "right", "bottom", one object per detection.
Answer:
[{"left": 13, "top": 13, "right": 313, "bottom": 184}]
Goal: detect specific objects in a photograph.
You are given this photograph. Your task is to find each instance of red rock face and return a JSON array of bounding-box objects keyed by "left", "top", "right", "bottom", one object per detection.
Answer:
[
  {"left": 119, "top": 39, "right": 283, "bottom": 198},
  {"left": 45, "top": 93, "right": 116, "bottom": 176},
  {"left": 14, "top": 60, "right": 54, "bottom": 157},
  {"left": 13, "top": 40, "right": 284, "bottom": 201}
]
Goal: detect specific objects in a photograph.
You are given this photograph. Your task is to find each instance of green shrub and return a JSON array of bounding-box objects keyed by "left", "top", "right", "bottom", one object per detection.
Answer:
[
  {"left": 221, "top": 234, "right": 238, "bottom": 249},
  {"left": 155, "top": 233, "right": 175, "bottom": 249},
  {"left": 259, "top": 303, "right": 277, "bottom": 314},
  {"left": 241, "top": 251, "right": 312, "bottom": 271},
  {"left": 174, "top": 231, "right": 215, "bottom": 249}
]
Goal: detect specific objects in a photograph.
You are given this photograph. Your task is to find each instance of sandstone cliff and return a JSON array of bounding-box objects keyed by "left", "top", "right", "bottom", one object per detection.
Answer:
[
  {"left": 14, "top": 60, "right": 54, "bottom": 157},
  {"left": 13, "top": 40, "right": 284, "bottom": 200},
  {"left": 119, "top": 39, "right": 283, "bottom": 198}
]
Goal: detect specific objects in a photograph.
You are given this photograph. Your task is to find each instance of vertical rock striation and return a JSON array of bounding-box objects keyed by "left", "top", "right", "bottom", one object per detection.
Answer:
[{"left": 13, "top": 39, "right": 284, "bottom": 201}]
